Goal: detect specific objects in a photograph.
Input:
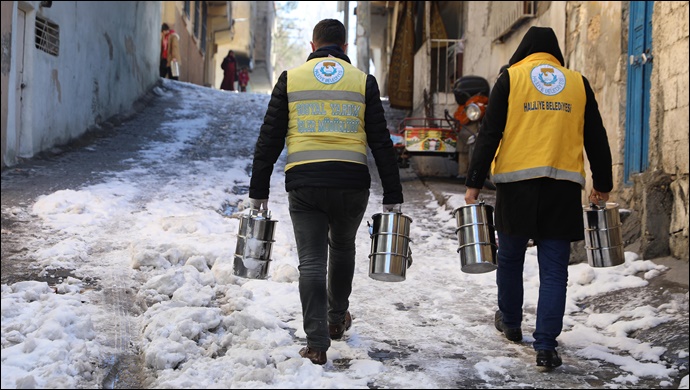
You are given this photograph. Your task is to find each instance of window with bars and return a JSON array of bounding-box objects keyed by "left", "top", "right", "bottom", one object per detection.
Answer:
[
  {"left": 35, "top": 16, "right": 59, "bottom": 56},
  {"left": 194, "top": 1, "right": 200, "bottom": 39},
  {"left": 201, "top": 2, "right": 207, "bottom": 53}
]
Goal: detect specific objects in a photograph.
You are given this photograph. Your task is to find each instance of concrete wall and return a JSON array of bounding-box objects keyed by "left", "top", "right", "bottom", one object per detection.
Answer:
[
  {"left": 1, "top": 1, "right": 13, "bottom": 170},
  {"left": 370, "top": 11, "right": 388, "bottom": 96},
  {"left": 462, "top": 2, "right": 567, "bottom": 100},
  {"left": 252, "top": 0, "right": 274, "bottom": 90},
  {"left": 2, "top": 1, "right": 160, "bottom": 167}
]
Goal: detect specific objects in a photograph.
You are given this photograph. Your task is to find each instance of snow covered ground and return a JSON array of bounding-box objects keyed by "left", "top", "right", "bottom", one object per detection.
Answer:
[{"left": 2, "top": 80, "right": 688, "bottom": 389}]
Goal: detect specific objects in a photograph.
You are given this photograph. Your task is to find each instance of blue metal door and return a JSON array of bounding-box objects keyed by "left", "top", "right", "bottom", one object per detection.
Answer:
[{"left": 624, "top": 1, "right": 654, "bottom": 184}]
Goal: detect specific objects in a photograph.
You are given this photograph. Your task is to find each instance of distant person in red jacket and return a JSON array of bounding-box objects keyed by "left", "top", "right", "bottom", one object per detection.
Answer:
[
  {"left": 160, "top": 23, "right": 180, "bottom": 80},
  {"left": 220, "top": 50, "right": 237, "bottom": 91},
  {"left": 238, "top": 67, "right": 250, "bottom": 92}
]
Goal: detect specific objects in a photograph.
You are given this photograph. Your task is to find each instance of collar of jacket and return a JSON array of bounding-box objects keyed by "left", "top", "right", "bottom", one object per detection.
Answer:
[
  {"left": 511, "top": 52, "right": 561, "bottom": 68},
  {"left": 307, "top": 45, "right": 352, "bottom": 64}
]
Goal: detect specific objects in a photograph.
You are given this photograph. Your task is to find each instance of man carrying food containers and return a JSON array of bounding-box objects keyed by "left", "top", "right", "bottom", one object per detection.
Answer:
[
  {"left": 248, "top": 19, "right": 403, "bottom": 365},
  {"left": 464, "top": 26, "right": 614, "bottom": 370}
]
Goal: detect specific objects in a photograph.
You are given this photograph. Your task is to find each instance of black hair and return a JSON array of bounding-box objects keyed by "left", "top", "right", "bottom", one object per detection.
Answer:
[
  {"left": 161, "top": 23, "right": 170, "bottom": 32},
  {"left": 312, "top": 19, "right": 346, "bottom": 47}
]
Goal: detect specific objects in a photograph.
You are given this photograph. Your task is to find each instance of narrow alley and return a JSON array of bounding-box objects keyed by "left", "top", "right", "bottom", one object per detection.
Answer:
[{"left": 1, "top": 79, "right": 688, "bottom": 389}]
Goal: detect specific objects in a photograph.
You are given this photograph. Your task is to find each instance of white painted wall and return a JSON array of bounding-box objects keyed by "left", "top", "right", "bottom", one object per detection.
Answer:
[
  {"left": 462, "top": 1, "right": 567, "bottom": 85},
  {"left": 3, "top": 1, "right": 160, "bottom": 166}
]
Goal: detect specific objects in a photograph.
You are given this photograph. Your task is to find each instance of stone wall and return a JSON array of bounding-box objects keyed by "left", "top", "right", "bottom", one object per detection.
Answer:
[
  {"left": 649, "top": 1, "right": 689, "bottom": 259},
  {"left": 431, "top": 1, "right": 689, "bottom": 260},
  {"left": 565, "top": 1, "right": 689, "bottom": 261},
  {"left": 564, "top": 2, "right": 627, "bottom": 207}
]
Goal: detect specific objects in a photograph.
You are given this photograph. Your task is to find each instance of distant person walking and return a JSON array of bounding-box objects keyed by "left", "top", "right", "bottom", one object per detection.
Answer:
[
  {"left": 160, "top": 23, "right": 180, "bottom": 80},
  {"left": 238, "top": 67, "right": 250, "bottom": 92},
  {"left": 220, "top": 50, "right": 237, "bottom": 91},
  {"left": 464, "top": 26, "right": 613, "bottom": 370}
]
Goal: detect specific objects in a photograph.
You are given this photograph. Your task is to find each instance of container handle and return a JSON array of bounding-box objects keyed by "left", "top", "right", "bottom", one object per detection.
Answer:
[
  {"left": 589, "top": 200, "right": 606, "bottom": 210},
  {"left": 249, "top": 208, "right": 271, "bottom": 219}
]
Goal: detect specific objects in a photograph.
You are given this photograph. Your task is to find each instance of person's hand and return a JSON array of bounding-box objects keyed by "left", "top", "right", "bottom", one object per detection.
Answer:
[
  {"left": 249, "top": 198, "right": 268, "bottom": 211},
  {"left": 589, "top": 189, "right": 609, "bottom": 205},
  {"left": 465, "top": 187, "right": 481, "bottom": 205},
  {"left": 383, "top": 204, "right": 402, "bottom": 213}
]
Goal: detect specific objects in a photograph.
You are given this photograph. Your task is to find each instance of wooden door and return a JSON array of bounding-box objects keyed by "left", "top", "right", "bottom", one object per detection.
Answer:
[{"left": 624, "top": 1, "right": 654, "bottom": 183}]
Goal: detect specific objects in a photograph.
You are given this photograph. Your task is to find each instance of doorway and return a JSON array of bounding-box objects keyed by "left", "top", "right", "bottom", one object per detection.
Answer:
[{"left": 624, "top": 1, "right": 654, "bottom": 184}]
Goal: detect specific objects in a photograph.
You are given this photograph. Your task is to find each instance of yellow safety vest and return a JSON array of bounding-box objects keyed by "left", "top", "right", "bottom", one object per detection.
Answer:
[
  {"left": 285, "top": 57, "right": 368, "bottom": 171},
  {"left": 492, "top": 53, "right": 587, "bottom": 186}
]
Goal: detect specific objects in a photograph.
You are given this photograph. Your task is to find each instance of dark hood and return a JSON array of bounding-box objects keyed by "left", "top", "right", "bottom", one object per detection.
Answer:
[{"left": 508, "top": 26, "right": 565, "bottom": 66}]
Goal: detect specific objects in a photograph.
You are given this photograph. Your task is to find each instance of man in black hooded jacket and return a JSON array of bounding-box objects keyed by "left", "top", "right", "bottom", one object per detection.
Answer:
[
  {"left": 465, "top": 26, "right": 613, "bottom": 369},
  {"left": 248, "top": 19, "right": 404, "bottom": 365}
]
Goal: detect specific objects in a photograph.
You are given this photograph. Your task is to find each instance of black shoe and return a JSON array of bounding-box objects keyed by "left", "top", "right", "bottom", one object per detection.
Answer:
[
  {"left": 536, "top": 349, "right": 562, "bottom": 368},
  {"left": 329, "top": 311, "right": 352, "bottom": 340},
  {"left": 494, "top": 310, "right": 522, "bottom": 342},
  {"left": 299, "top": 346, "right": 327, "bottom": 365}
]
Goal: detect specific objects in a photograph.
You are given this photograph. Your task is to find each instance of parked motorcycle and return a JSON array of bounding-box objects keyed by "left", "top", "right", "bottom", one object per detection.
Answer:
[{"left": 444, "top": 75, "right": 495, "bottom": 189}]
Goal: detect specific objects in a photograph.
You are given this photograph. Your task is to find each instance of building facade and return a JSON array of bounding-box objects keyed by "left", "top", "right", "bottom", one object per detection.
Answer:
[
  {"left": 1, "top": 1, "right": 161, "bottom": 169},
  {"left": 369, "top": 1, "right": 688, "bottom": 260},
  {"left": 1, "top": 1, "right": 276, "bottom": 170}
]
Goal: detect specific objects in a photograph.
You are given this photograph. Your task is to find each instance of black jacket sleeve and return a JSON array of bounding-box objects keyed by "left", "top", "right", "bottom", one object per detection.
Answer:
[
  {"left": 465, "top": 71, "right": 510, "bottom": 189},
  {"left": 582, "top": 76, "right": 614, "bottom": 193},
  {"left": 249, "top": 71, "right": 289, "bottom": 200},
  {"left": 364, "top": 74, "right": 404, "bottom": 204}
]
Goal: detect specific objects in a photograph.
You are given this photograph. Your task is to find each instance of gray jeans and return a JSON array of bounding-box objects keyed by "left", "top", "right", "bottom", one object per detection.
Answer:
[{"left": 288, "top": 187, "right": 370, "bottom": 351}]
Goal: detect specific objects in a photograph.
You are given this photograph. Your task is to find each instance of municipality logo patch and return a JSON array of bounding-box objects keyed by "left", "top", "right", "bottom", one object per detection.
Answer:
[
  {"left": 313, "top": 60, "right": 345, "bottom": 84},
  {"left": 530, "top": 65, "right": 566, "bottom": 96}
]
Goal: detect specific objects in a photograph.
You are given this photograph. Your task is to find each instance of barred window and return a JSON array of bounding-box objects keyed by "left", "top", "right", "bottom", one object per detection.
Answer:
[
  {"left": 35, "top": 16, "right": 59, "bottom": 56},
  {"left": 194, "top": 1, "right": 200, "bottom": 39},
  {"left": 201, "top": 1, "right": 207, "bottom": 53}
]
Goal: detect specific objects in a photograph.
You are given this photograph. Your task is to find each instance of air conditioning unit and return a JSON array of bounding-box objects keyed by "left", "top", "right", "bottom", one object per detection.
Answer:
[{"left": 492, "top": 1, "right": 536, "bottom": 43}]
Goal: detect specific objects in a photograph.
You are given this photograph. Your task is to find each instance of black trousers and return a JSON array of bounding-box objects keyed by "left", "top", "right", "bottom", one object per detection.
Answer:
[
  {"left": 159, "top": 58, "right": 178, "bottom": 80},
  {"left": 288, "top": 187, "right": 369, "bottom": 351}
]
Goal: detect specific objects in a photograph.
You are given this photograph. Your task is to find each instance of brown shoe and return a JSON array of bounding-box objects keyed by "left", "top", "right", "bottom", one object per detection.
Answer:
[
  {"left": 329, "top": 311, "right": 352, "bottom": 340},
  {"left": 299, "top": 346, "right": 327, "bottom": 365}
]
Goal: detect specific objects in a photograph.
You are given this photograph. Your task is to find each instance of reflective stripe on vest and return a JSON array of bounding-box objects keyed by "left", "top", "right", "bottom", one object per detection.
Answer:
[
  {"left": 285, "top": 57, "right": 368, "bottom": 171},
  {"left": 491, "top": 53, "right": 587, "bottom": 187},
  {"left": 286, "top": 150, "right": 368, "bottom": 165},
  {"left": 288, "top": 90, "right": 365, "bottom": 104}
]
